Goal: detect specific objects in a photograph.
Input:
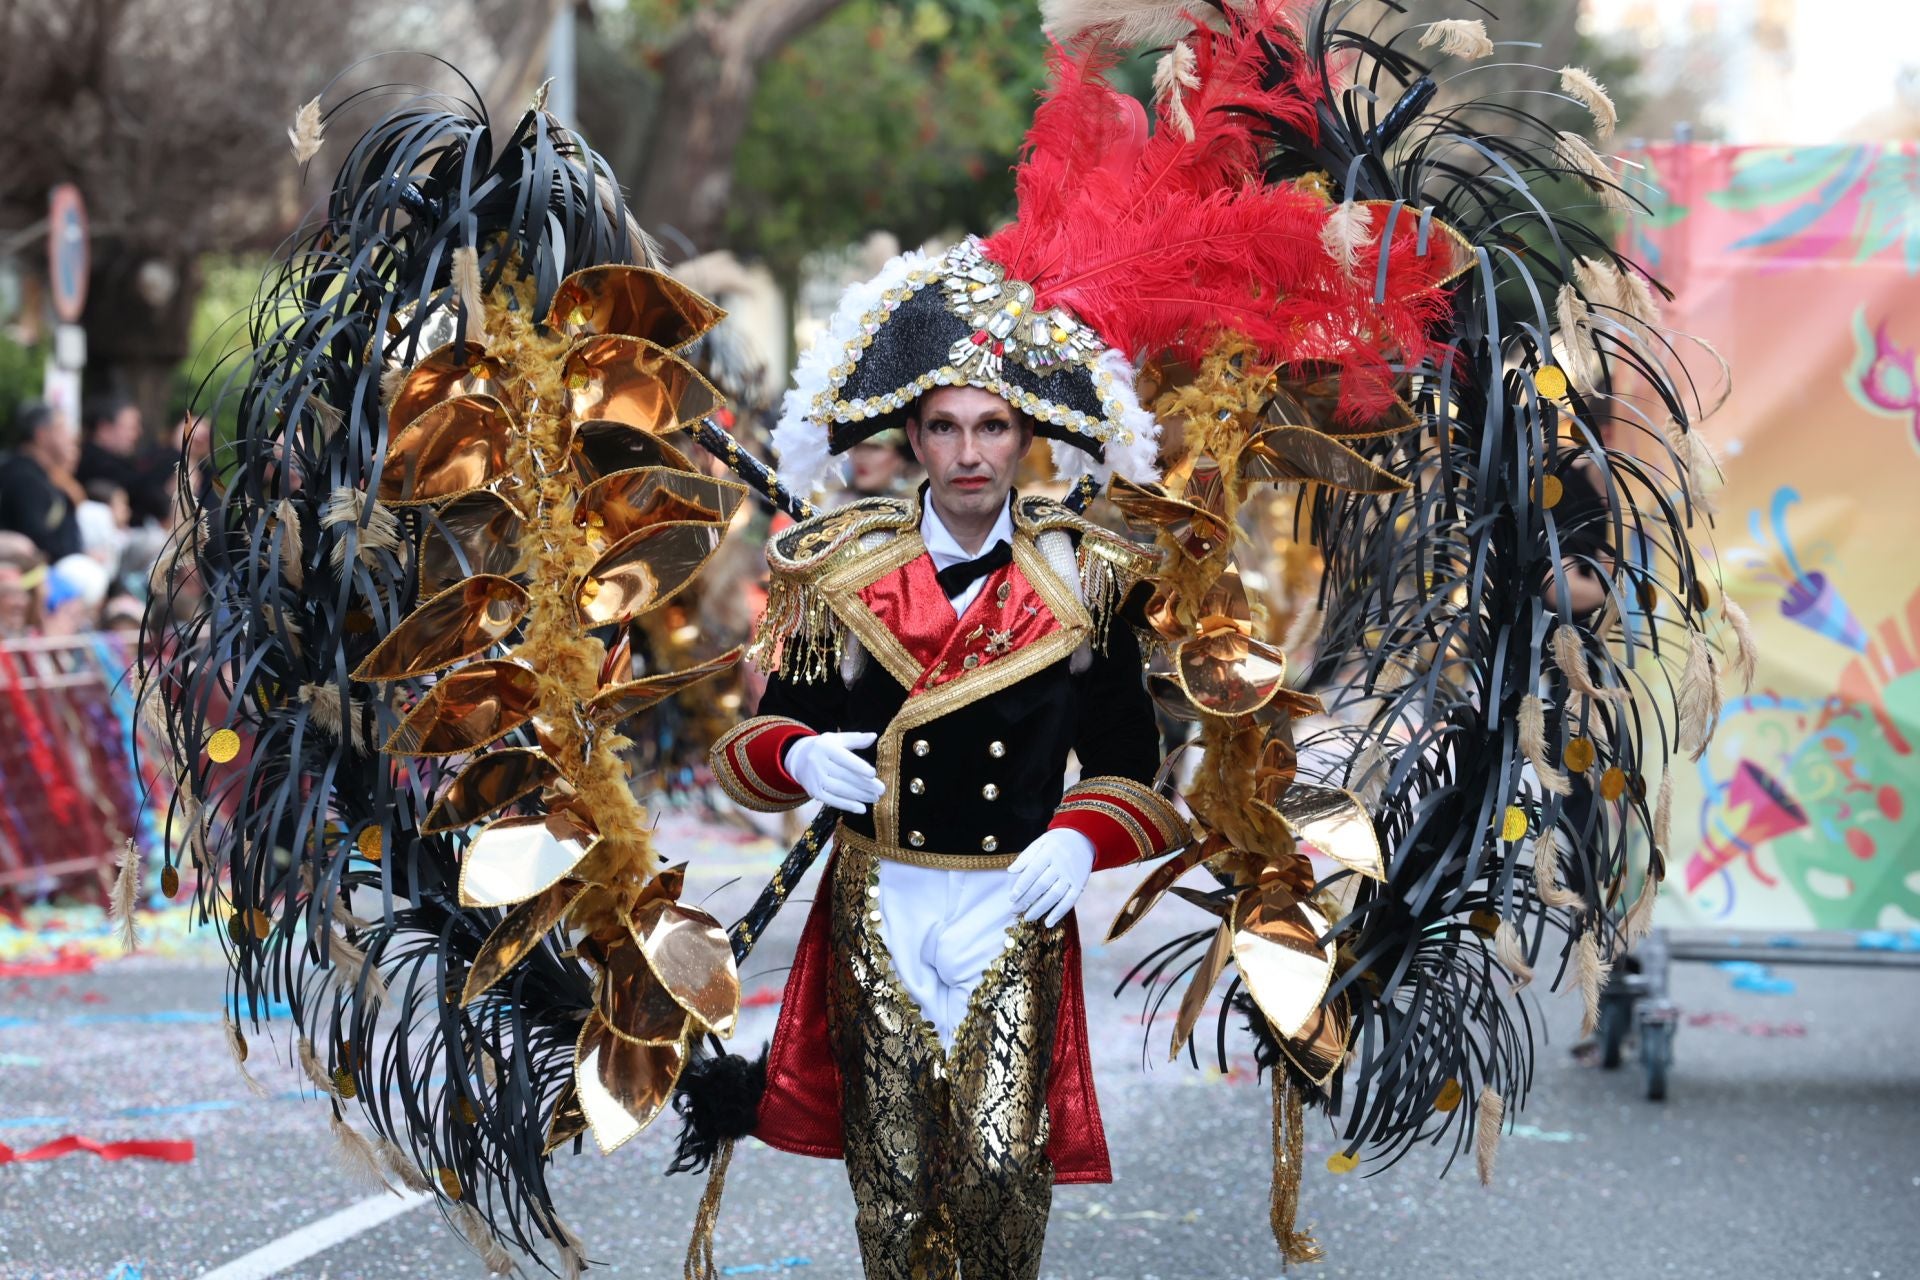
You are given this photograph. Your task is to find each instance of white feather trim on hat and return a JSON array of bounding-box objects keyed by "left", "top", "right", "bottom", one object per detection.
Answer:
[
  {"left": 772, "top": 250, "right": 931, "bottom": 498},
  {"left": 1050, "top": 347, "right": 1162, "bottom": 487}
]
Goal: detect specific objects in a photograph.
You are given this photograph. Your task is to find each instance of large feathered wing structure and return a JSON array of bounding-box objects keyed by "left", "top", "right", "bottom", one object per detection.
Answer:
[
  {"left": 140, "top": 85, "right": 750, "bottom": 1272},
  {"left": 1049, "top": 0, "right": 1733, "bottom": 1263}
]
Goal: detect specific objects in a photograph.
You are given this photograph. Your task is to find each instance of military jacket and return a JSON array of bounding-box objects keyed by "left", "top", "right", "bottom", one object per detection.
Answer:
[{"left": 712, "top": 490, "right": 1186, "bottom": 870}]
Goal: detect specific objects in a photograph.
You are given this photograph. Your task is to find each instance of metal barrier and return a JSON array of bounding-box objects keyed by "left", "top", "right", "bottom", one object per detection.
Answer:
[{"left": 0, "top": 632, "right": 161, "bottom": 909}]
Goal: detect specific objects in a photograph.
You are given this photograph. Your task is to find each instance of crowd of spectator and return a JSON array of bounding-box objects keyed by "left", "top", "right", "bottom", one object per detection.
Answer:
[{"left": 0, "top": 396, "right": 203, "bottom": 641}]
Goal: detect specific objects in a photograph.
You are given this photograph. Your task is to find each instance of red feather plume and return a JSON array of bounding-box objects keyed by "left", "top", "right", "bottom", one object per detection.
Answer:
[{"left": 983, "top": 1, "right": 1458, "bottom": 423}]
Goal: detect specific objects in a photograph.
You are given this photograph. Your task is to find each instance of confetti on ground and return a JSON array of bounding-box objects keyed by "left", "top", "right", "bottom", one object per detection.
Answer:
[
  {"left": 0, "top": 902, "right": 219, "bottom": 964},
  {"left": 1685, "top": 1011, "right": 1808, "bottom": 1037},
  {"left": 1509, "top": 1124, "right": 1585, "bottom": 1143}
]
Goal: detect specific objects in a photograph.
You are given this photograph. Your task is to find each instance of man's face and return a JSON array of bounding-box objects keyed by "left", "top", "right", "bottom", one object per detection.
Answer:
[
  {"left": 905, "top": 386, "right": 1029, "bottom": 526},
  {"left": 40, "top": 413, "right": 79, "bottom": 474},
  {"left": 847, "top": 440, "right": 905, "bottom": 493},
  {"left": 0, "top": 568, "right": 30, "bottom": 637}
]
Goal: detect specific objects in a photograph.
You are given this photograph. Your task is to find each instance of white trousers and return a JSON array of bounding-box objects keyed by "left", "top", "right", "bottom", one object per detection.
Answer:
[{"left": 874, "top": 859, "right": 1019, "bottom": 1049}]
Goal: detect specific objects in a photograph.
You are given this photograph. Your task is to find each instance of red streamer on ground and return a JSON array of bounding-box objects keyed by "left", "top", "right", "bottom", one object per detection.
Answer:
[
  {"left": 0, "top": 951, "right": 99, "bottom": 979},
  {"left": 0, "top": 1135, "right": 196, "bottom": 1164}
]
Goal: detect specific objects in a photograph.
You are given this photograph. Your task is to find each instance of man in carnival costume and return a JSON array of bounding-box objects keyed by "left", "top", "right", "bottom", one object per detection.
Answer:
[{"left": 148, "top": 3, "right": 1732, "bottom": 1277}]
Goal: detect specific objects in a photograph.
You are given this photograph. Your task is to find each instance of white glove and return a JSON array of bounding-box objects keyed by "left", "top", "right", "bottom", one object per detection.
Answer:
[
  {"left": 784, "top": 731, "right": 885, "bottom": 813},
  {"left": 1007, "top": 828, "right": 1096, "bottom": 927}
]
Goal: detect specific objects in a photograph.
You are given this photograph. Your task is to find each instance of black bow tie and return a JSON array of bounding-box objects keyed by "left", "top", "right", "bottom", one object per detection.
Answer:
[{"left": 935, "top": 539, "right": 1012, "bottom": 598}]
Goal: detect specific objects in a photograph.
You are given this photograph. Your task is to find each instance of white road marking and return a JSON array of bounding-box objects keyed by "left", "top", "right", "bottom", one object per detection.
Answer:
[{"left": 197, "top": 1189, "right": 432, "bottom": 1279}]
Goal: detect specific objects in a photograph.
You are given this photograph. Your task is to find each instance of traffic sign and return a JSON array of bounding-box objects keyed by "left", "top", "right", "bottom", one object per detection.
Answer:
[{"left": 47, "top": 183, "right": 89, "bottom": 324}]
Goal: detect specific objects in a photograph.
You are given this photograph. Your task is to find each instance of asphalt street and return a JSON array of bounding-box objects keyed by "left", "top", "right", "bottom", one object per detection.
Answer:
[{"left": 2, "top": 820, "right": 1915, "bottom": 1280}]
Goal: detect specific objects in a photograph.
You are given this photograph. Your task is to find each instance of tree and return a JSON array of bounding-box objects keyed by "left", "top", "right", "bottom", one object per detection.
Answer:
[{"left": 0, "top": 0, "right": 562, "bottom": 435}]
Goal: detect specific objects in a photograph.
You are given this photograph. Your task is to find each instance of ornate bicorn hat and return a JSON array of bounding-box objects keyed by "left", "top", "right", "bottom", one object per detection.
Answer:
[{"left": 771, "top": 237, "right": 1160, "bottom": 499}]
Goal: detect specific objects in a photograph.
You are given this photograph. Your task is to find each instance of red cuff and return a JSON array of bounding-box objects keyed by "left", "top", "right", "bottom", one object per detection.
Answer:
[
  {"left": 711, "top": 716, "right": 816, "bottom": 812},
  {"left": 1050, "top": 776, "right": 1189, "bottom": 871}
]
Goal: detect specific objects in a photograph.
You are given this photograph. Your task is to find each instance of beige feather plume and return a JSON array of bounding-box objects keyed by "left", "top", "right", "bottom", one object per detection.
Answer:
[
  {"left": 1533, "top": 827, "right": 1581, "bottom": 910},
  {"left": 1572, "top": 255, "right": 1622, "bottom": 311},
  {"left": 1475, "top": 1087, "right": 1504, "bottom": 1185},
  {"left": 456, "top": 1202, "right": 518, "bottom": 1274},
  {"left": 111, "top": 838, "right": 141, "bottom": 952},
  {"left": 1494, "top": 918, "right": 1533, "bottom": 992},
  {"left": 1665, "top": 419, "right": 1722, "bottom": 509},
  {"left": 330, "top": 1110, "right": 393, "bottom": 1191},
  {"left": 379, "top": 362, "right": 408, "bottom": 408},
  {"left": 1573, "top": 931, "right": 1610, "bottom": 1037},
  {"left": 1624, "top": 875, "right": 1659, "bottom": 946},
  {"left": 289, "top": 96, "right": 324, "bottom": 164},
  {"left": 328, "top": 930, "right": 391, "bottom": 1007},
  {"left": 1675, "top": 628, "right": 1722, "bottom": 761},
  {"left": 1554, "top": 131, "right": 1633, "bottom": 214},
  {"left": 1552, "top": 624, "right": 1628, "bottom": 705},
  {"left": 1322, "top": 200, "right": 1375, "bottom": 275},
  {"left": 1040, "top": 0, "right": 1237, "bottom": 45},
  {"left": 307, "top": 396, "right": 343, "bottom": 441},
  {"left": 1418, "top": 18, "right": 1494, "bottom": 60},
  {"left": 452, "top": 245, "right": 487, "bottom": 342},
  {"left": 297, "top": 1036, "right": 338, "bottom": 1096},
  {"left": 275, "top": 497, "right": 304, "bottom": 588},
  {"left": 1153, "top": 41, "right": 1200, "bottom": 142},
  {"left": 379, "top": 1138, "right": 435, "bottom": 1193},
  {"left": 1654, "top": 771, "right": 1673, "bottom": 853},
  {"left": 1519, "top": 693, "right": 1572, "bottom": 797},
  {"left": 322, "top": 487, "right": 402, "bottom": 571},
  {"left": 1554, "top": 283, "right": 1604, "bottom": 393},
  {"left": 223, "top": 1014, "right": 271, "bottom": 1098},
  {"left": 1616, "top": 266, "right": 1663, "bottom": 326},
  {"left": 1722, "top": 594, "right": 1760, "bottom": 690},
  {"left": 1558, "top": 66, "right": 1618, "bottom": 140}
]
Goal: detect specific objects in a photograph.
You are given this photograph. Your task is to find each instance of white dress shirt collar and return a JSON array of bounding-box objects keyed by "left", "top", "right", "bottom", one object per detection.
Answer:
[{"left": 919, "top": 490, "right": 1015, "bottom": 572}]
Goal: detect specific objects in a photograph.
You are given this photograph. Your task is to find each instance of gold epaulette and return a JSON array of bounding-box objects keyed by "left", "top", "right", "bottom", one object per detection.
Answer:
[
  {"left": 752, "top": 496, "right": 916, "bottom": 681},
  {"left": 1014, "top": 494, "right": 1159, "bottom": 649}
]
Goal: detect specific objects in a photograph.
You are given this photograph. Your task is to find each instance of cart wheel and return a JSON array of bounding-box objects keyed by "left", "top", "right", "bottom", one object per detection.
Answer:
[{"left": 1599, "top": 997, "right": 1630, "bottom": 1070}]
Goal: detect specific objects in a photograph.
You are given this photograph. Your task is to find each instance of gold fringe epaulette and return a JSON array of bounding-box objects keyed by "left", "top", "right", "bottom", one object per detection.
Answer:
[
  {"left": 750, "top": 497, "right": 916, "bottom": 682},
  {"left": 1016, "top": 495, "right": 1157, "bottom": 652}
]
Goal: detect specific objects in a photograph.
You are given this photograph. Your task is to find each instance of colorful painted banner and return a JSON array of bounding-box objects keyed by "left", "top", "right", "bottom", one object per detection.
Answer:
[{"left": 1629, "top": 143, "right": 1920, "bottom": 931}]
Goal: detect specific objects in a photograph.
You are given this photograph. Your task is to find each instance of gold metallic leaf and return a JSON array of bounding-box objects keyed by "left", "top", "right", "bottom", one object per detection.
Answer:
[
  {"left": 1174, "top": 629, "right": 1288, "bottom": 717},
  {"left": 1277, "top": 990, "right": 1353, "bottom": 1088},
  {"left": 460, "top": 879, "right": 587, "bottom": 1006},
  {"left": 389, "top": 342, "right": 499, "bottom": 434},
  {"left": 379, "top": 394, "right": 516, "bottom": 505},
  {"left": 586, "top": 647, "right": 744, "bottom": 727},
  {"left": 576, "top": 520, "right": 727, "bottom": 628},
  {"left": 1277, "top": 786, "right": 1385, "bottom": 881},
  {"left": 546, "top": 266, "right": 725, "bottom": 351},
  {"left": 351, "top": 575, "right": 528, "bottom": 682},
  {"left": 571, "top": 422, "right": 697, "bottom": 484},
  {"left": 1107, "top": 475, "right": 1230, "bottom": 561},
  {"left": 573, "top": 1013, "right": 684, "bottom": 1155},
  {"left": 1254, "top": 727, "right": 1298, "bottom": 805},
  {"left": 422, "top": 747, "right": 560, "bottom": 834},
  {"left": 631, "top": 898, "right": 740, "bottom": 1038},
  {"left": 544, "top": 1081, "right": 588, "bottom": 1154},
  {"left": 1107, "top": 837, "right": 1222, "bottom": 943},
  {"left": 419, "top": 491, "right": 526, "bottom": 594},
  {"left": 591, "top": 937, "right": 696, "bottom": 1045},
  {"left": 564, "top": 336, "right": 719, "bottom": 435},
  {"left": 384, "top": 660, "right": 540, "bottom": 757},
  {"left": 1240, "top": 425, "right": 1409, "bottom": 494},
  {"left": 1232, "top": 888, "right": 1336, "bottom": 1040},
  {"left": 576, "top": 467, "right": 747, "bottom": 550},
  {"left": 1170, "top": 920, "right": 1235, "bottom": 1062},
  {"left": 458, "top": 809, "right": 600, "bottom": 909}
]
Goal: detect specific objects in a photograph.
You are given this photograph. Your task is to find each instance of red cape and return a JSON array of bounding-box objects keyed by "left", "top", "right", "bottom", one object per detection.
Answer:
[{"left": 752, "top": 853, "right": 1114, "bottom": 1183}]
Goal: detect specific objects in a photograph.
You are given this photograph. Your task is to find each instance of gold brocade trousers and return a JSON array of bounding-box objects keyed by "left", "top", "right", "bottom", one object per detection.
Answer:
[{"left": 825, "top": 839, "right": 1067, "bottom": 1280}]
